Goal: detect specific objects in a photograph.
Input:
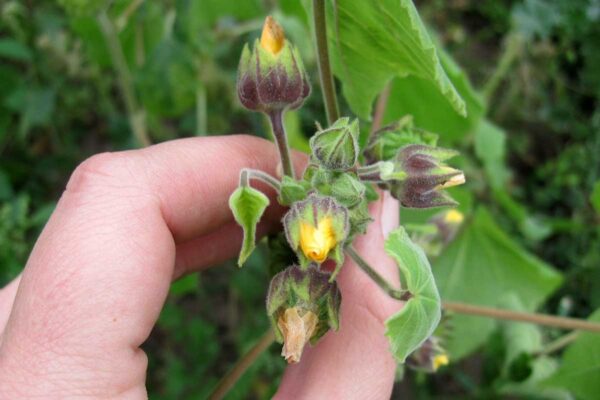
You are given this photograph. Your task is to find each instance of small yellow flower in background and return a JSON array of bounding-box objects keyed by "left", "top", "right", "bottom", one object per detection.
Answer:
[
  {"left": 432, "top": 353, "right": 449, "bottom": 371},
  {"left": 260, "top": 16, "right": 285, "bottom": 55},
  {"left": 444, "top": 209, "right": 464, "bottom": 224},
  {"left": 300, "top": 217, "right": 337, "bottom": 263}
]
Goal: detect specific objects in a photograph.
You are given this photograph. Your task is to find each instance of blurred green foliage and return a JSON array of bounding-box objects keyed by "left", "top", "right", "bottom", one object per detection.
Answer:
[{"left": 1, "top": 0, "right": 599, "bottom": 398}]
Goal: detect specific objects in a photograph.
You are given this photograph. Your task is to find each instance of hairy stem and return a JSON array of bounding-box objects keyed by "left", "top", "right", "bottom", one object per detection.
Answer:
[
  {"left": 443, "top": 301, "right": 600, "bottom": 333},
  {"left": 313, "top": 0, "right": 340, "bottom": 125},
  {"left": 346, "top": 246, "right": 411, "bottom": 301},
  {"left": 98, "top": 12, "right": 150, "bottom": 147},
  {"left": 208, "top": 329, "right": 275, "bottom": 400},
  {"left": 240, "top": 168, "right": 281, "bottom": 192},
  {"left": 268, "top": 110, "right": 295, "bottom": 178}
]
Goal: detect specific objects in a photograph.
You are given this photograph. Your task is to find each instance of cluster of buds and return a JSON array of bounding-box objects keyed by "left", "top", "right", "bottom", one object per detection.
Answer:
[
  {"left": 267, "top": 265, "right": 341, "bottom": 363},
  {"left": 237, "top": 16, "right": 310, "bottom": 114}
]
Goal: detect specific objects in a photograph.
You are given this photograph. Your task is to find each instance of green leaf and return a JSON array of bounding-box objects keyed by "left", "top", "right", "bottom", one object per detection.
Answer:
[
  {"left": 325, "top": 0, "right": 467, "bottom": 120},
  {"left": 383, "top": 47, "right": 485, "bottom": 142},
  {"left": 474, "top": 119, "right": 509, "bottom": 189},
  {"left": 229, "top": 186, "right": 270, "bottom": 266},
  {"left": 383, "top": 228, "right": 441, "bottom": 362},
  {"left": 544, "top": 309, "right": 600, "bottom": 400},
  {"left": 434, "top": 207, "right": 562, "bottom": 359},
  {"left": 0, "top": 39, "right": 32, "bottom": 62},
  {"left": 591, "top": 181, "right": 600, "bottom": 215}
]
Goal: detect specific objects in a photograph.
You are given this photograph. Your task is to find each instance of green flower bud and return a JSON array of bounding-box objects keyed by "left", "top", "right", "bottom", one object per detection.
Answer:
[
  {"left": 283, "top": 193, "right": 349, "bottom": 267},
  {"left": 309, "top": 117, "right": 360, "bottom": 171},
  {"left": 237, "top": 16, "right": 310, "bottom": 113},
  {"left": 364, "top": 116, "right": 438, "bottom": 163},
  {"left": 267, "top": 264, "right": 341, "bottom": 363}
]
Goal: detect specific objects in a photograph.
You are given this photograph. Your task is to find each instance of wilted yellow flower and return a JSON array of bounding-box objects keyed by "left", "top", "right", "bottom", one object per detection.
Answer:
[
  {"left": 444, "top": 209, "right": 464, "bottom": 224},
  {"left": 277, "top": 306, "right": 318, "bottom": 363},
  {"left": 432, "top": 353, "right": 449, "bottom": 371},
  {"left": 260, "top": 16, "right": 285, "bottom": 55},
  {"left": 299, "top": 217, "right": 337, "bottom": 263}
]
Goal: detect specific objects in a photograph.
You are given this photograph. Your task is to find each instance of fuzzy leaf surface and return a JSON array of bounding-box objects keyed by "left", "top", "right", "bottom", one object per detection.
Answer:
[
  {"left": 383, "top": 228, "right": 441, "bottom": 362},
  {"left": 229, "top": 186, "right": 270, "bottom": 266}
]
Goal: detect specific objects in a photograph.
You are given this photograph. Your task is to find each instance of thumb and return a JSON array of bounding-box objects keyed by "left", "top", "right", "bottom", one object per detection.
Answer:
[{"left": 275, "top": 192, "right": 402, "bottom": 399}]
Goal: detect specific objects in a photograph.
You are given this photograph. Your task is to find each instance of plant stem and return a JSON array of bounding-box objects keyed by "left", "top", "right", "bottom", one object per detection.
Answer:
[
  {"left": 98, "top": 11, "right": 151, "bottom": 147},
  {"left": 267, "top": 110, "right": 295, "bottom": 178},
  {"left": 346, "top": 246, "right": 411, "bottom": 301},
  {"left": 313, "top": 0, "right": 340, "bottom": 125},
  {"left": 208, "top": 329, "right": 275, "bottom": 400},
  {"left": 116, "top": 0, "right": 145, "bottom": 32},
  {"left": 371, "top": 82, "right": 391, "bottom": 134},
  {"left": 443, "top": 301, "right": 600, "bottom": 333},
  {"left": 196, "top": 83, "right": 207, "bottom": 136},
  {"left": 535, "top": 331, "right": 579, "bottom": 356},
  {"left": 483, "top": 33, "right": 523, "bottom": 102},
  {"left": 241, "top": 168, "right": 281, "bottom": 192}
]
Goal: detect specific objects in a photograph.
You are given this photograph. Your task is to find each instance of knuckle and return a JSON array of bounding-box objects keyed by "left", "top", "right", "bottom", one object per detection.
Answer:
[{"left": 66, "top": 151, "right": 140, "bottom": 195}]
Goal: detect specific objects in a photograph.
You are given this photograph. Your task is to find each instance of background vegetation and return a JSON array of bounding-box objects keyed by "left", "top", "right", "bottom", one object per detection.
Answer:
[{"left": 1, "top": 0, "right": 599, "bottom": 398}]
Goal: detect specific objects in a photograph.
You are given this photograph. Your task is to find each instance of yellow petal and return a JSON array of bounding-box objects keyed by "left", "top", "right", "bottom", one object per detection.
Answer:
[
  {"left": 299, "top": 217, "right": 337, "bottom": 263},
  {"left": 260, "top": 16, "right": 285, "bottom": 55},
  {"left": 432, "top": 354, "right": 449, "bottom": 371}
]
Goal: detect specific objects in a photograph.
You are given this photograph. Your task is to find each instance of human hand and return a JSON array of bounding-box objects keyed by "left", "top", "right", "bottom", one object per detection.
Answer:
[{"left": 0, "top": 135, "right": 401, "bottom": 399}]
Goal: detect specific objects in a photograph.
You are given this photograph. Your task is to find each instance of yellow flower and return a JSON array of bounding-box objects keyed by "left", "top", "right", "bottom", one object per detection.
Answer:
[
  {"left": 260, "top": 16, "right": 285, "bottom": 55},
  {"left": 444, "top": 209, "right": 464, "bottom": 224},
  {"left": 299, "top": 217, "right": 337, "bottom": 263},
  {"left": 432, "top": 353, "right": 449, "bottom": 371}
]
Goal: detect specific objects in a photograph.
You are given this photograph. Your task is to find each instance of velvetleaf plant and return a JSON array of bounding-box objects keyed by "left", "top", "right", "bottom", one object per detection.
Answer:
[{"left": 229, "top": 17, "right": 465, "bottom": 365}]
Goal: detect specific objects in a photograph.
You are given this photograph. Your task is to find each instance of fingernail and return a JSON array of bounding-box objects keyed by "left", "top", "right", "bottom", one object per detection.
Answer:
[{"left": 381, "top": 191, "right": 399, "bottom": 239}]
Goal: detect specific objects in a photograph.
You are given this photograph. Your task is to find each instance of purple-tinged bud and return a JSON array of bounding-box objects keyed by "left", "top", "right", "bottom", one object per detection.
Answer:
[
  {"left": 365, "top": 144, "right": 465, "bottom": 209},
  {"left": 283, "top": 193, "right": 349, "bottom": 268},
  {"left": 237, "top": 16, "right": 311, "bottom": 113}
]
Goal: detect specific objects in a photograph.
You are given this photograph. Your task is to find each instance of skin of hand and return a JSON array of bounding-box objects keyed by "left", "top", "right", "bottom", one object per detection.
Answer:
[{"left": 0, "top": 135, "right": 401, "bottom": 399}]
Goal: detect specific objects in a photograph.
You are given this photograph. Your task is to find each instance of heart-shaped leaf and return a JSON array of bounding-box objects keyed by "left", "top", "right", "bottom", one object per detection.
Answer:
[{"left": 383, "top": 227, "right": 441, "bottom": 362}]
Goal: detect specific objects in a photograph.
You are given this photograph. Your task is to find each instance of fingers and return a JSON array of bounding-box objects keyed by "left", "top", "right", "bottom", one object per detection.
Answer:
[
  {"left": 0, "top": 276, "right": 21, "bottom": 335},
  {"left": 275, "top": 192, "right": 401, "bottom": 400},
  {"left": 0, "top": 135, "right": 305, "bottom": 398}
]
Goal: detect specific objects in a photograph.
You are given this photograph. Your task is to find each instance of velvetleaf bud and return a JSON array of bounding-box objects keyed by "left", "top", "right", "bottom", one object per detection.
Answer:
[
  {"left": 380, "top": 144, "right": 465, "bottom": 208},
  {"left": 266, "top": 264, "right": 341, "bottom": 363},
  {"left": 309, "top": 117, "right": 360, "bottom": 171},
  {"left": 283, "top": 193, "right": 349, "bottom": 267},
  {"left": 364, "top": 116, "right": 439, "bottom": 164},
  {"left": 237, "top": 16, "right": 310, "bottom": 113}
]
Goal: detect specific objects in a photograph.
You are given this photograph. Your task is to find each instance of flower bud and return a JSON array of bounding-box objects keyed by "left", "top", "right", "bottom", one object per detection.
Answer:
[
  {"left": 406, "top": 335, "right": 449, "bottom": 373},
  {"left": 283, "top": 193, "right": 349, "bottom": 267},
  {"left": 237, "top": 16, "right": 310, "bottom": 113},
  {"left": 364, "top": 116, "right": 439, "bottom": 164},
  {"left": 387, "top": 144, "right": 465, "bottom": 208},
  {"left": 267, "top": 265, "right": 341, "bottom": 363},
  {"left": 431, "top": 209, "right": 464, "bottom": 244},
  {"left": 309, "top": 117, "right": 360, "bottom": 171}
]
